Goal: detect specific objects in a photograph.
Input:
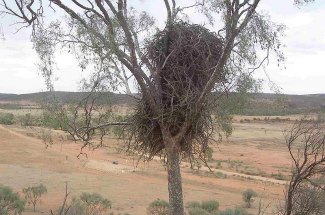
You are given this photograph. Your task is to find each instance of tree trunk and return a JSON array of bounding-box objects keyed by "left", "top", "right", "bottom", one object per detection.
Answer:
[
  {"left": 165, "top": 137, "right": 185, "bottom": 215},
  {"left": 285, "top": 188, "right": 294, "bottom": 215}
]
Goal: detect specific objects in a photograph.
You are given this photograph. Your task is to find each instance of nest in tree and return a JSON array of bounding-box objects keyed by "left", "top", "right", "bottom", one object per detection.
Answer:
[{"left": 127, "top": 22, "right": 224, "bottom": 160}]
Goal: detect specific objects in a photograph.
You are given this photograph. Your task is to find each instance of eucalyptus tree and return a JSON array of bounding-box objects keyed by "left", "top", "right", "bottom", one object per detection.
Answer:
[{"left": 1, "top": 1, "right": 287, "bottom": 214}]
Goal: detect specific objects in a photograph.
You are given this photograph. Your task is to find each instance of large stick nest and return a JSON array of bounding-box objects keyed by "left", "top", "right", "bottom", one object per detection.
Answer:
[{"left": 126, "top": 22, "right": 224, "bottom": 161}]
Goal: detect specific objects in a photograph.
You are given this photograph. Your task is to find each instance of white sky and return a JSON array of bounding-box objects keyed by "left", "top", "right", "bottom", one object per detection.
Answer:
[{"left": 0, "top": 0, "right": 325, "bottom": 95}]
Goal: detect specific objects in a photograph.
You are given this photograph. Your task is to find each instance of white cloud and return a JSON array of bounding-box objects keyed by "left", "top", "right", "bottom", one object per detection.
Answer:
[{"left": 0, "top": 0, "right": 325, "bottom": 94}]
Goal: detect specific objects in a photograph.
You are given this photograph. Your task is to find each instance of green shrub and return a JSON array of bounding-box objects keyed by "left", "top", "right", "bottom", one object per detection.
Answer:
[
  {"left": 22, "top": 184, "right": 47, "bottom": 212},
  {"left": 187, "top": 200, "right": 219, "bottom": 214},
  {"left": 216, "top": 207, "right": 251, "bottom": 215},
  {"left": 186, "top": 201, "right": 201, "bottom": 209},
  {"left": 65, "top": 198, "right": 87, "bottom": 215},
  {"left": 242, "top": 189, "right": 257, "bottom": 208},
  {"left": 42, "top": 111, "right": 69, "bottom": 130},
  {"left": 80, "top": 192, "right": 111, "bottom": 214},
  {"left": 147, "top": 199, "right": 169, "bottom": 215},
  {"left": 205, "top": 147, "right": 214, "bottom": 161},
  {"left": 201, "top": 200, "right": 219, "bottom": 213},
  {"left": 0, "top": 185, "right": 25, "bottom": 215},
  {"left": 215, "top": 171, "right": 227, "bottom": 179},
  {"left": 19, "top": 113, "right": 38, "bottom": 126},
  {"left": 271, "top": 172, "right": 286, "bottom": 180},
  {"left": 65, "top": 192, "right": 111, "bottom": 215},
  {"left": 188, "top": 207, "right": 210, "bottom": 215},
  {"left": 0, "top": 113, "right": 14, "bottom": 125}
]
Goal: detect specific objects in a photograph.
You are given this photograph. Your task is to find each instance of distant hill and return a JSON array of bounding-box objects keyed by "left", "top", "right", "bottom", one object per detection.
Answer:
[
  {"left": 0, "top": 93, "right": 16, "bottom": 100},
  {"left": 0, "top": 91, "right": 325, "bottom": 115},
  {"left": 0, "top": 91, "right": 134, "bottom": 106}
]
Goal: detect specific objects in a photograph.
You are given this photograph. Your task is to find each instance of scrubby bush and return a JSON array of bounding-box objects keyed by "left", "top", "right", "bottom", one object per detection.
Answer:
[
  {"left": 22, "top": 184, "right": 47, "bottom": 212},
  {"left": 217, "top": 207, "right": 251, "bottom": 215},
  {"left": 0, "top": 113, "right": 14, "bottom": 125},
  {"left": 186, "top": 201, "right": 201, "bottom": 209},
  {"left": 65, "top": 192, "right": 111, "bottom": 215},
  {"left": 186, "top": 200, "right": 219, "bottom": 214},
  {"left": 188, "top": 207, "right": 210, "bottom": 215},
  {"left": 205, "top": 147, "right": 214, "bottom": 161},
  {"left": 42, "top": 110, "right": 69, "bottom": 130},
  {"left": 215, "top": 171, "right": 227, "bottom": 179},
  {"left": 201, "top": 200, "right": 219, "bottom": 213},
  {"left": 0, "top": 185, "right": 25, "bottom": 215},
  {"left": 39, "top": 128, "right": 53, "bottom": 147},
  {"left": 80, "top": 192, "right": 111, "bottom": 215},
  {"left": 20, "top": 113, "right": 31, "bottom": 126},
  {"left": 242, "top": 189, "right": 257, "bottom": 208},
  {"left": 147, "top": 199, "right": 169, "bottom": 215}
]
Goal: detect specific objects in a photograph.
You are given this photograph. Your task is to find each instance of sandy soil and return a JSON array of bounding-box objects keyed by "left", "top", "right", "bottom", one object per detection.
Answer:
[{"left": 0, "top": 123, "right": 288, "bottom": 215}]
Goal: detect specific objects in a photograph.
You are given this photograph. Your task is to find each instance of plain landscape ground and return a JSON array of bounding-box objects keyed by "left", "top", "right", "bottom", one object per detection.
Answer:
[{"left": 0, "top": 108, "right": 296, "bottom": 214}]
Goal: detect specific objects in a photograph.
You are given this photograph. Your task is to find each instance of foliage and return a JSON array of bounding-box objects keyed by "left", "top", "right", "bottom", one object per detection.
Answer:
[
  {"left": 186, "top": 200, "right": 219, "bottom": 214},
  {"left": 186, "top": 201, "right": 201, "bottom": 209},
  {"left": 80, "top": 192, "right": 111, "bottom": 215},
  {"left": 0, "top": 104, "right": 22, "bottom": 110},
  {"left": 188, "top": 207, "right": 211, "bottom": 215},
  {"left": 288, "top": 183, "right": 325, "bottom": 215},
  {"left": 201, "top": 200, "right": 219, "bottom": 213},
  {"left": 39, "top": 128, "right": 54, "bottom": 147},
  {"left": 205, "top": 147, "right": 214, "bottom": 161},
  {"left": 242, "top": 189, "right": 257, "bottom": 208},
  {"left": 42, "top": 110, "right": 69, "bottom": 130},
  {"left": 22, "top": 184, "right": 47, "bottom": 212},
  {"left": 216, "top": 207, "right": 252, "bottom": 215},
  {"left": 65, "top": 192, "right": 111, "bottom": 215},
  {"left": 19, "top": 113, "right": 38, "bottom": 126},
  {"left": 0, "top": 0, "right": 289, "bottom": 214},
  {"left": 283, "top": 120, "right": 325, "bottom": 215},
  {"left": 147, "top": 199, "right": 169, "bottom": 215},
  {"left": 0, "top": 113, "right": 14, "bottom": 125},
  {"left": 0, "top": 185, "right": 25, "bottom": 215}
]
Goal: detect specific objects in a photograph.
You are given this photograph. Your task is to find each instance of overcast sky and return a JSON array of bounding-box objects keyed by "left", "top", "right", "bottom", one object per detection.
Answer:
[{"left": 0, "top": 0, "right": 325, "bottom": 95}]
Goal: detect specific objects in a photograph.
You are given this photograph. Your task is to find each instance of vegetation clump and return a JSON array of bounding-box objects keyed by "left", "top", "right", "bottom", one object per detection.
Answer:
[
  {"left": 22, "top": 184, "right": 47, "bottom": 212},
  {"left": 0, "top": 185, "right": 25, "bottom": 215},
  {"left": 186, "top": 200, "right": 219, "bottom": 214},
  {"left": 0, "top": 113, "right": 14, "bottom": 125},
  {"left": 147, "top": 199, "right": 170, "bottom": 215},
  {"left": 63, "top": 192, "right": 111, "bottom": 215},
  {"left": 242, "top": 189, "right": 257, "bottom": 208}
]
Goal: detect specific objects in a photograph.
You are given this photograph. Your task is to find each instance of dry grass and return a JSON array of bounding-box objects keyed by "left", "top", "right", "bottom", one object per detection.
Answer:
[{"left": 0, "top": 117, "right": 298, "bottom": 214}]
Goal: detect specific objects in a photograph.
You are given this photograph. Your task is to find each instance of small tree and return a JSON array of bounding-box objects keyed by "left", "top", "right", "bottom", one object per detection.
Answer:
[
  {"left": 242, "top": 189, "right": 257, "bottom": 208},
  {"left": 22, "top": 184, "right": 47, "bottom": 212},
  {"left": 288, "top": 183, "right": 325, "bottom": 215},
  {"left": 0, "top": 185, "right": 25, "bottom": 215},
  {"left": 283, "top": 120, "right": 325, "bottom": 215},
  {"left": 49, "top": 184, "right": 112, "bottom": 215}
]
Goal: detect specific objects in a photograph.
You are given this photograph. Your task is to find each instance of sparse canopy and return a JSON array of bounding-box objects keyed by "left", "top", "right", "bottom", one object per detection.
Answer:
[
  {"left": 0, "top": 185, "right": 25, "bottom": 215},
  {"left": 0, "top": 1, "right": 287, "bottom": 214},
  {"left": 23, "top": 184, "right": 47, "bottom": 212},
  {"left": 242, "top": 189, "right": 257, "bottom": 208},
  {"left": 283, "top": 120, "right": 325, "bottom": 215}
]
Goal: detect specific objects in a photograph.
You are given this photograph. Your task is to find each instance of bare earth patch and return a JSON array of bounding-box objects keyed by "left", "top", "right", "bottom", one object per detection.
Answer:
[{"left": 0, "top": 123, "right": 287, "bottom": 214}]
